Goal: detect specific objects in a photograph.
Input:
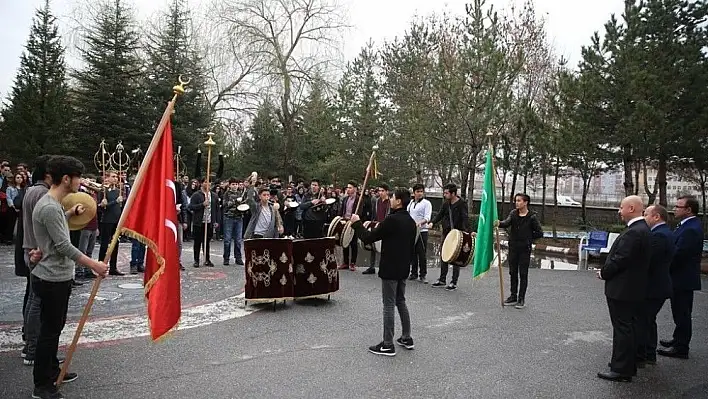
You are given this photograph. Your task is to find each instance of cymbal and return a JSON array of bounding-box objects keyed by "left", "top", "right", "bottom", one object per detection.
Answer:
[{"left": 62, "top": 192, "right": 97, "bottom": 231}]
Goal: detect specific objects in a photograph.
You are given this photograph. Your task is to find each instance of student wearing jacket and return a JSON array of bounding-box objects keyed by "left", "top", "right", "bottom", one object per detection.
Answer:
[
  {"left": 350, "top": 187, "right": 417, "bottom": 357},
  {"left": 188, "top": 178, "right": 219, "bottom": 267}
]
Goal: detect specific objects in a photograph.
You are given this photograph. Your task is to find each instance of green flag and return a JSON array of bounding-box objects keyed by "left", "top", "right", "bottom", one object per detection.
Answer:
[{"left": 472, "top": 148, "right": 498, "bottom": 278}]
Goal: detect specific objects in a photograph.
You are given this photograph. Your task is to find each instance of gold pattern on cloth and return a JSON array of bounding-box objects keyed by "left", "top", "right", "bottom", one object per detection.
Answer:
[
  {"left": 296, "top": 264, "right": 306, "bottom": 274},
  {"left": 320, "top": 249, "right": 338, "bottom": 283},
  {"left": 463, "top": 243, "right": 470, "bottom": 252},
  {"left": 307, "top": 273, "right": 317, "bottom": 284},
  {"left": 280, "top": 252, "right": 288, "bottom": 263},
  {"left": 305, "top": 252, "right": 314, "bottom": 263},
  {"left": 247, "top": 249, "right": 278, "bottom": 287},
  {"left": 280, "top": 274, "right": 288, "bottom": 286}
]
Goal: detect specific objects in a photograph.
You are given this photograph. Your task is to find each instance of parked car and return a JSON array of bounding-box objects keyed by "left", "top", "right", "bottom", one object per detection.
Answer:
[{"left": 556, "top": 195, "right": 581, "bottom": 206}]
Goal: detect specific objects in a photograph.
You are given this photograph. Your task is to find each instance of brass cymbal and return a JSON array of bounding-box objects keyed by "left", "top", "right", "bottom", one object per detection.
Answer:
[{"left": 62, "top": 192, "right": 97, "bottom": 231}]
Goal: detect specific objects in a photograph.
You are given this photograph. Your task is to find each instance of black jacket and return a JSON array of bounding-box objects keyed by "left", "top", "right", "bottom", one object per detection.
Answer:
[
  {"left": 600, "top": 219, "right": 651, "bottom": 301},
  {"left": 670, "top": 217, "right": 704, "bottom": 291},
  {"left": 97, "top": 188, "right": 122, "bottom": 224},
  {"left": 431, "top": 198, "right": 469, "bottom": 235},
  {"left": 498, "top": 209, "right": 544, "bottom": 248},
  {"left": 298, "top": 192, "right": 329, "bottom": 222},
  {"left": 646, "top": 223, "right": 675, "bottom": 300},
  {"left": 352, "top": 208, "right": 417, "bottom": 280},
  {"left": 188, "top": 190, "right": 219, "bottom": 225}
]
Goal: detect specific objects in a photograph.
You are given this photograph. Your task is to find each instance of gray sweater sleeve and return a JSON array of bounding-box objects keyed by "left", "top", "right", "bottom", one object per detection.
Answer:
[{"left": 41, "top": 206, "right": 83, "bottom": 262}]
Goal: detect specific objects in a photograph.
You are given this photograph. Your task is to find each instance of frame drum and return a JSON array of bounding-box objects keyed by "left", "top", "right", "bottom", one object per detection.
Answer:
[
  {"left": 441, "top": 229, "right": 474, "bottom": 267},
  {"left": 358, "top": 221, "right": 381, "bottom": 252},
  {"left": 326, "top": 216, "right": 354, "bottom": 248}
]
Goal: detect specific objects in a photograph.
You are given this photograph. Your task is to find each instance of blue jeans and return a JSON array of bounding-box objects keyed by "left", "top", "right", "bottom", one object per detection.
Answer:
[
  {"left": 223, "top": 217, "right": 243, "bottom": 263},
  {"left": 130, "top": 239, "right": 146, "bottom": 266}
]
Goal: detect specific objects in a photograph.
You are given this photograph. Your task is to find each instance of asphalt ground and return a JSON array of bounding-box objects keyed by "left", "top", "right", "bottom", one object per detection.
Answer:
[{"left": 0, "top": 247, "right": 706, "bottom": 399}]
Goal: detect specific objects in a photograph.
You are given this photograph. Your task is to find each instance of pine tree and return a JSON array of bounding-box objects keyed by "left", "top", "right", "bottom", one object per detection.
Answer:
[
  {"left": 144, "top": 0, "right": 212, "bottom": 173},
  {"left": 1, "top": 0, "right": 71, "bottom": 163},
  {"left": 72, "top": 0, "right": 147, "bottom": 166},
  {"left": 235, "top": 101, "right": 283, "bottom": 176}
]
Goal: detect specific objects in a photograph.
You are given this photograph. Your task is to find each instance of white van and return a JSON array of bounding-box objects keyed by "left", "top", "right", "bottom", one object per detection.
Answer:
[{"left": 556, "top": 195, "right": 581, "bottom": 206}]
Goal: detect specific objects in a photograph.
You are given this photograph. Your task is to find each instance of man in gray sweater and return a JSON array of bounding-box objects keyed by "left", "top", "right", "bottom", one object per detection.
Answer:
[{"left": 30, "top": 156, "right": 108, "bottom": 399}]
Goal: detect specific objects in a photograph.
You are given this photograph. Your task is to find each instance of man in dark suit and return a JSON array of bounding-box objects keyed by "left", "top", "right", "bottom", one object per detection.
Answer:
[
  {"left": 658, "top": 195, "right": 704, "bottom": 359},
  {"left": 338, "top": 180, "right": 371, "bottom": 271},
  {"left": 637, "top": 204, "right": 675, "bottom": 366},
  {"left": 597, "top": 195, "right": 651, "bottom": 382}
]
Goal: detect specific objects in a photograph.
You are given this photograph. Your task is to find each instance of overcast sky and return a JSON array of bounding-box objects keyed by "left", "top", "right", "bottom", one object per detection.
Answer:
[{"left": 0, "top": 0, "right": 625, "bottom": 96}]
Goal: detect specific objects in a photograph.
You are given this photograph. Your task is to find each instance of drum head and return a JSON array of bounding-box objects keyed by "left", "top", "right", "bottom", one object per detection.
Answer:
[
  {"left": 327, "top": 216, "right": 342, "bottom": 237},
  {"left": 237, "top": 204, "right": 250, "bottom": 212},
  {"left": 341, "top": 221, "right": 354, "bottom": 248},
  {"left": 287, "top": 201, "right": 299, "bottom": 208},
  {"left": 324, "top": 198, "right": 336, "bottom": 205},
  {"left": 441, "top": 229, "right": 462, "bottom": 263}
]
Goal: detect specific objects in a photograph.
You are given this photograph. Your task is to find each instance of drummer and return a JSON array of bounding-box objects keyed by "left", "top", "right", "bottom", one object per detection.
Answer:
[
  {"left": 365, "top": 183, "right": 391, "bottom": 275},
  {"left": 338, "top": 180, "right": 371, "bottom": 271},
  {"left": 429, "top": 183, "right": 470, "bottom": 291},
  {"left": 298, "top": 179, "right": 329, "bottom": 238}
]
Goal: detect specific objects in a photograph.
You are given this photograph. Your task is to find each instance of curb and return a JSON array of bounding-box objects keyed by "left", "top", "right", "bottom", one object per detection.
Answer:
[{"left": 498, "top": 240, "right": 578, "bottom": 256}]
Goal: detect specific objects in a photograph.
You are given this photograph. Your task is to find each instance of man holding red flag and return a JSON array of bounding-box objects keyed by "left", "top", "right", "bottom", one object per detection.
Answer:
[{"left": 120, "top": 119, "right": 181, "bottom": 341}]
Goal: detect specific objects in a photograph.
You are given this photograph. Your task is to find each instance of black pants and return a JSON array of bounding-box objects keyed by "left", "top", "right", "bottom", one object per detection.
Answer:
[
  {"left": 284, "top": 213, "right": 296, "bottom": 236},
  {"left": 343, "top": 230, "right": 358, "bottom": 265},
  {"left": 607, "top": 298, "right": 639, "bottom": 376},
  {"left": 636, "top": 298, "right": 665, "bottom": 362},
  {"left": 410, "top": 231, "right": 428, "bottom": 278},
  {"left": 508, "top": 244, "right": 531, "bottom": 300},
  {"left": 98, "top": 222, "right": 119, "bottom": 271},
  {"left": 303, "top": 220, "right": 324, "bottom": 239},
  {"left": 670, "top": 290, "right": 694, "bottom": 352},
  {"left": 193, "top": 223, "right": 213, "bottom": 263},
  {"left": 31, "top": 276, "right": 71, "bottom": 390}
]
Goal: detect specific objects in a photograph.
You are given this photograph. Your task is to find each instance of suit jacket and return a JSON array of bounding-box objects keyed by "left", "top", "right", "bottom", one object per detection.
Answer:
[
  {"left": 340, "top": 194, "right": 371, "bottom": 220},
  {"left": 601, "top": 219, "right": 651, "bottom": 301},
  {"left": 670, "top": 217, "right": 704, "bottom": 291},
  {"left": 646, "top": 223, "right": 675, "bottom": 300}
]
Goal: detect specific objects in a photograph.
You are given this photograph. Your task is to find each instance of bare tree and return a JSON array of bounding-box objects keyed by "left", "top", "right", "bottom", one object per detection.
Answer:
[{"left": 210, "top": 0, "right": 348, "bottom": 175}]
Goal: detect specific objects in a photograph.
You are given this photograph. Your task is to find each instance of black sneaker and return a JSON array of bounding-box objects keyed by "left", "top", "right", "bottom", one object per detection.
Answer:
[
  {"left": 223, "top": 259, "right": 230, "bottom": 266},
  {"left": 445, "top": 283, "right": 457, "bottom": 291},
  {"left": 368, "top": 342, "right": 395, "bottom": 357},
  {"left": 24, "top": 358, "right": 34, "bottom": 366},
  {"left": 431, "top": 280, "right": 446, "bottom": 287},
  {"left": 515, "top": 299, "right": 525, "bottom": 309},
  {"left": 408, "top": 275, "right": 418, "bottom": 280},
  {"left": 362, "top": 267, "right": 376, "bottom": 275},
  {"left": 130, "top": 266, "right": 138, "bottom": 275},
  {"left": 503, "top": 296, "right": 518, "bottom": 306},
  {"left": 420, "top": 277, "right": 428, "bottom": 284},
  {"left": 53, "top": 372, "right": 78, "bottom": 384},
  {"left": 21, "top": 347, "right": 27, "bottom": 358},
  {"left": 193, "top": 262, "right": 200, "bottom": 268},
  {"left": 204, "top": 260, "right": 214, "bottom": 267},
  {"left": 32, "top": 387, "right": 64, "bottom": 399},
  {"left": 179, "top": 263, "right": 185, "bottom": 271},
  {"left": 396, "top": 337, "right": 414, "bottom": 350},
  {"left": 235, "top": 259, "right": 244, "bottom": 266}
]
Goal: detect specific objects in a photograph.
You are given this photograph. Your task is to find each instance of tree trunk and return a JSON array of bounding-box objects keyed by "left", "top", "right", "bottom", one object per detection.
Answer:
[
  {"left": 622, "top": 144, "right": 634, "bottom": 196},
  {"left": 467, "top": 164, "right": 477, "bottom": 214},
  {"left": 541, "top": 170, "right": 547, "bottom": 224},
  {"left": 523, "top": 172, "right": 528, "bottom": 194},
  {"left": 552, "top": 158, "right": 560, "bottom": 239},
  {"left": 581, "top": 173, "right": 593, "bottom": 228},
  {"left": 633, "top": 160, "right": 641, "bottom": 195},
  {"left": 657, "top": 154, "right": 668, "bottom": 206},
  {"left": 643, "top": 161, "right": 658, "bottom": 205}
]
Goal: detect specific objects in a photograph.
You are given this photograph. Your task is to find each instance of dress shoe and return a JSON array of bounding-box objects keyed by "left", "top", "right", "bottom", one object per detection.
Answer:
[
  {"left": 109, "top": 270, "right": 125, "bottom": 276},
  {"left": 659, "top": 339, "right": 674, "bottom": 348},
  {"left": 597, "top": 371, "right": 632, "bottom": 382},
  {"left": 606, "top": 364, "right": 638, "bottom": 376},
  {"left": 657, "top": 347, "right": 688, "bottom": 359}
]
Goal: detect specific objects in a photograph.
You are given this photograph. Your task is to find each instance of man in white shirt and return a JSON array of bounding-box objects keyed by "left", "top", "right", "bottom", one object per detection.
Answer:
[{"left": 407, "top": 184, "right": 432, "bottom": 283}]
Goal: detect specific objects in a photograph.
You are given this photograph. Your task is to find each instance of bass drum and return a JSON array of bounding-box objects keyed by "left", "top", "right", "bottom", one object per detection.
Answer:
[
  {"left": 358, "top": 221, "right": 381, "bottom": 253},
  {"left": 326, "top": 216, "right": 354, "bottom": 248},
  {"left": 441, "top": 229, "right": 474, "bottom": 267}
]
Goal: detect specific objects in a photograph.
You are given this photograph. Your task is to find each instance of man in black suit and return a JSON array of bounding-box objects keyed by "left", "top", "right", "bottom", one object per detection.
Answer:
[
  {"left": 637, "top": 204, "right": 675, "bottom": 366},
  {"left": 597, "top": 195, "right": 651, "bottom": 382},
  {"left": 658, "top": 195, "right": 704, "bottom": 359}
]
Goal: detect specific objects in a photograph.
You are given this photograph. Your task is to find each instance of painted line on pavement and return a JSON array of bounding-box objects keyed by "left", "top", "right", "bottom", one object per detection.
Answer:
[{"left": 0, "top": 292, "right": 258, "bottom": 353}]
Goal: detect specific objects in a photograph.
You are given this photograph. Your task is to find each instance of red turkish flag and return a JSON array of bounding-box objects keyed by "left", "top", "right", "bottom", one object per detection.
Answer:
[{"left": 120, "top": 119, "right": 181, "bottom": 341}]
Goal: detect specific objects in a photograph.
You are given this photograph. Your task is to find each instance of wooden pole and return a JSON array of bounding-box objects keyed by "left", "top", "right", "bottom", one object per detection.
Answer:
[
  {"left": 202, "top": 132, "right": 216, "bottom": 260},
  {"left": 487, "top": 132, "right": 505, "bottom": 307},
  {"left": 354, "top": 147, "right": 377, "bottom": 215},
  {"left": 56, "top": 77, "right": 189, "bottom": 386}
]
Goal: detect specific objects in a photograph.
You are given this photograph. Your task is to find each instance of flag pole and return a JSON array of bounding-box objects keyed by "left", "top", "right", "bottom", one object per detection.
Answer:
[
  {"left": 487, "top": 132, "right": 505, "bottom": 307},
  {"left": 57, "top": 76, "right": 189, "bottom": 386}
]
